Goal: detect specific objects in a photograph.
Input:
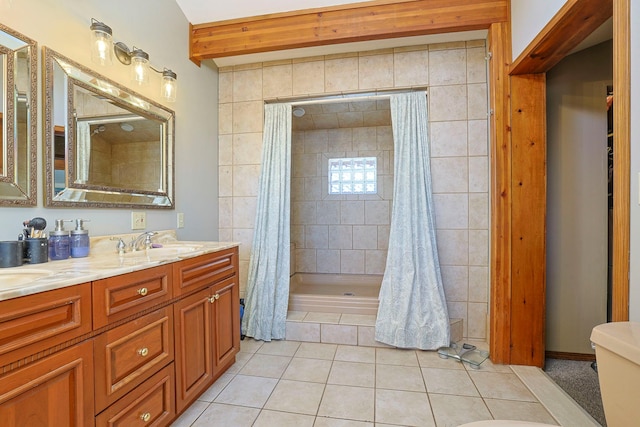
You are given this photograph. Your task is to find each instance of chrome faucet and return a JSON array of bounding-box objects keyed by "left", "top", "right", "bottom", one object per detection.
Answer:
[{"left": 129, "top": 231, "right": 157, "bottom": 252}]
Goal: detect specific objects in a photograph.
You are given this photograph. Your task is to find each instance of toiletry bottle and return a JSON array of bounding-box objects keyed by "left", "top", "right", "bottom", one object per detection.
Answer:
[
  {"left": 49, "top": 219, "right": 71, "bottom": 260},
  {"left": 70, "top": 219, "right": 91, "bottom": 258}
]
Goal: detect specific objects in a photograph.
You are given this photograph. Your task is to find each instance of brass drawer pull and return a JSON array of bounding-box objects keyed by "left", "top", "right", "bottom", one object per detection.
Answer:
[
  {"left": 137, "top": 287, "right": 148, "bottom": 296},
  {"left": 208, "top": 294, "right": 220, "bottom": 303},
  {"left": 140, "top": 412, "right": 151, "bottom": 422},
  {"left": 138, "top": 347, "right": 149, "bottom": 357}
]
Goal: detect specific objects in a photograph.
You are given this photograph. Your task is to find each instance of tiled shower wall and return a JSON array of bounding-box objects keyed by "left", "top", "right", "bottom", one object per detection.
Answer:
[
  {"left": 218, "top": 40, "right": 489, "bottom": 339},
  {"left": 291, "top": 121, "right": 393, "bottom": 276}
]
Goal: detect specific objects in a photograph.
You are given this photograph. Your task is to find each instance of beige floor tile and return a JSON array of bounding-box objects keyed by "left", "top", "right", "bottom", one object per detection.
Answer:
[
  {"left": 197, "top": 373, "right": 234, "bottom": 402},
  {"left": 225, "top": 351, "right": 252, "bottom": 374},
  {"left": 339, "top": 314, "right": 376, "bottom": 326},
  {"left": 375, "top": 389, "right": 435, "bottom": 426},
  {"left": 327, "top": 360, "right": 375, "bottom": 387},
  {"left": 282, "top": 357, "right": 333, "bottom": 383},
  {"left": 469, "top": 371, "right": 537, "bottom": 402},
  {"left": 192, "top": 403, "right": 260, "bottom": 426},
  {"left": 257, "top": 339, "right": 301, "bottom": 356},
  {"left": 238, "top": 353, "right": 292, "bottom": 378},
  {"left": 295, "top": 342, "right": 338, "bottom": 360},
  {"left": 253, "top": 410, "right": 315, "bottom": 427},
  {"left": 240, "top": 338, "right": 264, "bottom": 353},
  {"left": 376, "top": 365, "right": 425, "bottom": 392},
  {"left": 417, "top": 349, "right": 465, "bottom": 370},
  {"left": 214, "top": 375, "right": 278, "bottom": 408},
  {"left": 287, "top": 321, "right": 321, "bottom": 342},
  {"left": 287, "top": 311, "right": 308, "bottom": 321},
  {"left": 485, "top": 399, "right": 559, "bottom": 425},
  {"left": 376, "top": 347, "right": 419, "bottom": 366},
  {"left": 264, "top": 379, "right": 326, "bottom": 415},
  {"left": 422, "top": 367, "right": 480, "bottom": 396},
  {"left": 169, "top": 400, "right": 208, "bottom": 427},
  {"left": 313, "top": 417, "right": 374, "bottom": 427},
  {"left": 335, "top": 345, "right": 376, "bottom": 363},
  {"left": 429, "top": 393, "right": 493, "bottom": 426},
  {"left": 318, "top": 384, "right": 375, "bottom": 422},
  {"left": 305, "top": 312, "right": 342, "bottom": 323}
]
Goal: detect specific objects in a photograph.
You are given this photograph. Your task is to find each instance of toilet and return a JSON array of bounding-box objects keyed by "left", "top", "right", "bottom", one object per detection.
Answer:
[{"left": 459, "top": 322, "right": 640, "bottom": 427}]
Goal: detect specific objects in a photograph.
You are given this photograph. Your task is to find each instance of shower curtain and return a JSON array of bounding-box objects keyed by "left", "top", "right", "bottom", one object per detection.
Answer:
[
  {"left": 375, "top": 92, "right": 451, "bottom": 350},
  {"left": 77, "top": 121, "right": 91, "bottom": 183},
  {"left": 241, "top": 103, "right": 292, "bottom": 341}
]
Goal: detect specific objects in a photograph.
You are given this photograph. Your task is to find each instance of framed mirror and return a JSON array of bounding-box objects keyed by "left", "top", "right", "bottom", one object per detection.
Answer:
[
  {"left": 43, "top": 47, "right": 175, "bottom": 208},
  {"left": 0, "top": 23, "right": 37, "bottom": 206}
]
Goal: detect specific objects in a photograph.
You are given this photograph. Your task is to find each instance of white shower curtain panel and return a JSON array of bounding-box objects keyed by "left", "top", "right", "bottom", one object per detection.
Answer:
[
  {"left": 77, "top": 121, "right": 91, "bottom": 183},
  {"left": 241, "top": 103, "right": 292, "bottom": 341},
  {"left": 375, "top": 92, "right": 451, "bottom": 350}
]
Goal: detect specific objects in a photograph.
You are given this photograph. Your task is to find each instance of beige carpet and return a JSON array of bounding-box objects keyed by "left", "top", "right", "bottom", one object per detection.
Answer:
[{"left": 544, "top": 358, "right": 606, "bottom": 426}]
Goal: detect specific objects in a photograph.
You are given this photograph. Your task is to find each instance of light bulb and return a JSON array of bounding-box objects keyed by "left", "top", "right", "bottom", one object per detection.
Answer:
[
  {"left": 161, "top": 70, "right": 177, "bottom": 102},
  {"left": 130, "top": 49, "right": 149, "bottom": 86},
  {"left": 90, "top": 20, "right": 113, "bottom": 66}
]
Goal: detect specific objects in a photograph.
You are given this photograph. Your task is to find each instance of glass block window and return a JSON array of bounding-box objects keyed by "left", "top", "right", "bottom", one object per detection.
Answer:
[{"left": 328, "top": 157, "right": 377, "bottom": 195}]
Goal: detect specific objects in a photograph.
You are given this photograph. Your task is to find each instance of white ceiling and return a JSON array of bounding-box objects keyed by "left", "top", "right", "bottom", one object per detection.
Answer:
[{"left": 174, "top": 0, "right": 372, "bottom": 25}]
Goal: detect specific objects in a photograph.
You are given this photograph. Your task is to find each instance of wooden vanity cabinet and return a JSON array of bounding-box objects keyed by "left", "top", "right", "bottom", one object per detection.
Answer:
[
  {"left": 0, "top": 245, "right": 239, "bottom": 426},
  {"left": 0, "top": 340, "right": 94, "bottom": 427},
  {"left": 173, "top": 249, "right": 240, "bottom": 413},
  {"left": 0, "top": 283, "right": 94, "bottom": 427}
]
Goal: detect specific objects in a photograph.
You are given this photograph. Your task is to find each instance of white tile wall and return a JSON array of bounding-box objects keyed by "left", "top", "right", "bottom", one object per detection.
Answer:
[{"left": 220, "top": 40, "right": 490, "bottom": 339}]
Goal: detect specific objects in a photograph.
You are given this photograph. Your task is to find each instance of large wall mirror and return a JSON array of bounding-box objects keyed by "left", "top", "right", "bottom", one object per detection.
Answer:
[
  {"left": 0, "top": 23, "right": 37, "bottom": 206},
  {"left": 43, "top": 47, "right": 175, "bottom": 208}
]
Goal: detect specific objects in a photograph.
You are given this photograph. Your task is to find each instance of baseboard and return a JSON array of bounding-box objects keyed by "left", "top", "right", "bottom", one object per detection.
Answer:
[{"left": 545, "top": 351, "right": 596, "bottom": 362}]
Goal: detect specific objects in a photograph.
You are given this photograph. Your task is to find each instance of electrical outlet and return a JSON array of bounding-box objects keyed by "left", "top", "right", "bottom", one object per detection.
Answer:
[
  {"left": 131, "top": 212, "right": 146, "bottom": 230},
  {"left": 177, "top": 212, "right": 185, "bottom": 228}
]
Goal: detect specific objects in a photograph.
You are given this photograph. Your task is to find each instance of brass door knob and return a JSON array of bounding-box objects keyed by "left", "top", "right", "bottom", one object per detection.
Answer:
[
  {"left": 140, "top": 412, "right": 151, "bottom": 422},
  {"left": 138, "top": 347, "right": 149, "bottom": 357},
  {"left": 137, "top": 287, "right": 148, "bottom": 296}
]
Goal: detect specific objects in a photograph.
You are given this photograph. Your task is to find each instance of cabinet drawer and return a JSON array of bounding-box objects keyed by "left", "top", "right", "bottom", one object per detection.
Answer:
[
  {"left": 95, "top": 363, "right": 175, "bottom": 427},
  {"left": 93, "top": 264, "right": 172, "bottom": 329},
  {"left": 94, "top": 307, "right": 174, "bottom": 413},
  {"left": 173, "top": 247, "right": 237, "bottom": 296},
  {"left": 0, "top": 283, "right": 92, "bottom": 367}
]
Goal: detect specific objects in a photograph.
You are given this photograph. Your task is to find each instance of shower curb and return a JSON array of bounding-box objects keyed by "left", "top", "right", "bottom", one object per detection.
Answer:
[{"left": 285, "top": 312, "right": 463, "bottom": 347}]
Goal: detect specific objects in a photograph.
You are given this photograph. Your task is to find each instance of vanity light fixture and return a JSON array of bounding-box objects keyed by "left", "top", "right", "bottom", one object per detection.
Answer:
[{"left": 89, "top": 18, "right": 177, "bottom": 102}]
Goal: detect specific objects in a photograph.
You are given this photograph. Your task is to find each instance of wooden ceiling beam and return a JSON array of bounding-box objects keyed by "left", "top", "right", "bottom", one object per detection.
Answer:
[
  {"left": 189, "top": 0, "right": 508, "bottom": 64},
  {"left": 510, "top": 0, "right": 612, "bottom": 75}
]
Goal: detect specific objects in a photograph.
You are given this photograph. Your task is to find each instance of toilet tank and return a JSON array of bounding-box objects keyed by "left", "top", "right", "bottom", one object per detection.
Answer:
[{"left": 590, "top": 322, "right": 640, "bottom": 427}]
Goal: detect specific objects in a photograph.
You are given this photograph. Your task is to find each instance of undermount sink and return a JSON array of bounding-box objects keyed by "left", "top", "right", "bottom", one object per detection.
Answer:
[
  {"left": 0, "top": 269, "right": 56, "bottom": 287},
  {"left": 123, "top": 244, "right": 204, "bottom": 259}
]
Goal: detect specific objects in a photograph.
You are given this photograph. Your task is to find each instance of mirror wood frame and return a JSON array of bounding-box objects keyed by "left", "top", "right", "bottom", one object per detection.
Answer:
[
  {"left": 43, "top": 46, "right": 175, "bottom": 209},
  {"left": 0, "top": 23, "right": 37, "bottom": 206}
]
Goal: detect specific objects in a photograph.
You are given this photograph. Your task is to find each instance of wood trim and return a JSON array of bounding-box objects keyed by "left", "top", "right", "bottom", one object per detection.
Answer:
[
  {"left": 510, "top": 0, "right": 613, "bottom": 75},
  {"left": 545, "top": 351, "right": 596, "bottom": 362},
  {"left": 509, "top": 73, "right": 547, "bottom": 367},
  {"left": 189, "top": 0, "right": 508, "bottom": 61},
  {"left": 488, "top": 21, "right": 512, "bottom": 365},
  {"left": 611, "top": 0, "right": 630, "bottom": 321}
]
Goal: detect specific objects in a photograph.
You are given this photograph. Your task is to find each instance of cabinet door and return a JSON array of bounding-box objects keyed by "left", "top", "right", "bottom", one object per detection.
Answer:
[
  {"left": 211, "top": 275, "right": 240, "bottom": 374},
  {"left": 0, "top": 340, "right": 94, "bottom": 427},
  {"left": 173, "top": 287, "right": 213, "bottom": 413}
]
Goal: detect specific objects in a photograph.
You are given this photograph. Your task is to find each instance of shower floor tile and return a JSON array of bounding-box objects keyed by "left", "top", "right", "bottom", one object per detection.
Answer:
[{"left": 171, "top": 339, "right": 598, "bottom": 427}]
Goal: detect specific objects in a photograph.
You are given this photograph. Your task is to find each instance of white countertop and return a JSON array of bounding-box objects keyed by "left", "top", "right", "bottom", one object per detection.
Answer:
[{"left": 0, "top": 232, "right": 239, "bottom": 302}]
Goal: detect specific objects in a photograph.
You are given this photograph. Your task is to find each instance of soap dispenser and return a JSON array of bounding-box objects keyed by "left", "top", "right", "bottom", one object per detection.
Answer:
[
  {"left": 49, "top": 219, "right": 71, "bottom": 260},
  {"left": 70, "top": 219, "right": 91, "bottom": 258}
]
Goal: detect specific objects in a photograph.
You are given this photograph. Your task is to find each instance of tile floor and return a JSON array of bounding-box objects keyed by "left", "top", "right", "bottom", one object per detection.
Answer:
[{"left": 170, "top": 338, "right": 601, "bottom": 427}]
